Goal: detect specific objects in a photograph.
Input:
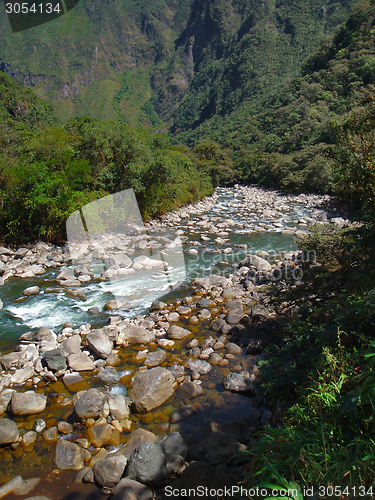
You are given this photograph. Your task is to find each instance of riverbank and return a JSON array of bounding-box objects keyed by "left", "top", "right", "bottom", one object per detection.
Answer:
[{"left": 0, "top": 185, "right": 348, "bottom": 499}]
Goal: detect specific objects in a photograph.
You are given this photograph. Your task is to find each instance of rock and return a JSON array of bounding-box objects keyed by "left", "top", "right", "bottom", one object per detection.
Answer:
[
  {"left": 112, "top": 478, "right": 153, "bottom": 500},
  {"left": 116, "top": 429, "right": 157, "bottom": 459},
  {"left": 86, "top": 331, "right": 113, "bottom": 359},
  {"left": 98, "top": 367, "right": 120, "bottom": 385},
  {"left": 93, "top": 454, "right": 127, "bottom": 488},
  {"left": 87, "top": 423, "right": 120, "bottom": 448},
  {"left": 104, "top": 300, "right": 125, "bottom": 311},
  {"left": 58, "top": 421, "right": 73, "bottom": 434},
  {"left": 169, "top": 405, "right": 196, "bottom": 424},
  {"left": 63, "top": 372, "right": 86, "bottom": 391},
  {"left": 55, "top": 439, "right": 85, "bottom": 470},
  {"left": 247, "top": 339, "right": 262, "bottom": 354},
  {"left": 129, "top": 367, "right": 175, "bottom": 412},
  {"left": 22, "top": 431, "right": 37, "bottom": 448},
  {"left": 165, "top": 453, "right": 185, "bottom": 475},
  {"left": 179, "top": 380, "right": 203, "bottom": 398},
  {"left": 162, "top": 432, "right": 187, "bottom": 460},
  {"left": 61, "top": 335, "right": 81, "bottom": 356},
  {"left": 0, "top": 352, "right": 24, "bottom": 371},
  {"left": 107, "top": 393, "right": 130, "bottom": 421},
  {"left": 74, "top": 467, "right": 92, "bottom": 483},
  {"left": 66, "top": 289, "right": 87, "bottom": 301},
  {"left": 22, "top": 286, "right": 40, "bottom": 297},
  {"left": 225, "top": 310, "right": 243, "bottom": 325},
  {"left": 144, "top": 350, "right": 166, "bottom": 367},
  {"left": 12, "top": 477, "right": 40, "bottom": 496},
  {"left": 0, "top": 390, "right": 14, "bottom": 416},
  {"left": 0, "top": 418, "right": 19, "bottom": 444},
  {"left": 67, "top": 353, "right": 95, "bottom": 371},
  {"left": 74, "top": 389, "right": 106, "bottom": 419},
  {"left": 225, "top": 342, "right": 242, "bottom": 355},
  {"left": 119, "top": 325, "right": 155, "bottom": 344},
  {"left": 166, "top": 325, "right": 191, "bottom": 340},
  {"left": 43, "top": 426, "right": 58, "bottom": 443},
  {"left": 34, "top": 419, "right": 46, "bottom": 433},
  {"left": 88, "top": 307, "right": 101, "bottom": 316},
  {"left": 11, "top": 391, "right": 47, "bottom": 416},
  {"left": 150, "top": 301, "right": 166, "bottom": 311},
  {"left": 188, "top": 359, "right": 212, "bottom": 375},
  {"left": 168, "top": 365, "right": 185, "bottom": 380},
  {"left": 10, "top": 367, "right": 34, "bottom": 385},
  {"left": 166, "top": 312, "right": 179, "bottom": 322},
  {"left": 0, "top": 476, "right": 23, "bottom": 498},
  {"left": 222, "top": 373, "right": 255, "bottom": 393},
  {"left": 44, "top": 350, "right": 67, "bottom": 372},
  {"left": 126, "top": 442, "right": 168, "bottom": 487},
  {"left": 240, "top": 255, "right": 271, "bottom": 271},
  {"left": 35, "top": 327, "right": 55, "bottom": 343},
  {"left": 208, "top": 353, "right": 222, "bottom": 365}
]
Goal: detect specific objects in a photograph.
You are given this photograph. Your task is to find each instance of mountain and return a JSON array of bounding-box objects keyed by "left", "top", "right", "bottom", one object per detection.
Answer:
[{"left": 0, "top": 0, "right": 356, "bottom": 127}]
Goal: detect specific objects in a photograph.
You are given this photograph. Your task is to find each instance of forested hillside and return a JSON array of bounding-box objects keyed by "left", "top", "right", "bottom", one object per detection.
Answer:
[
  {"left": 173, "top": 1, "right": 375, "bottom": 196},
  {"left": 0, "top": 0, "right": 356, "bottom": 126},
  {"left": 0, "top": 72, "right": 213, "bottom": 243}
]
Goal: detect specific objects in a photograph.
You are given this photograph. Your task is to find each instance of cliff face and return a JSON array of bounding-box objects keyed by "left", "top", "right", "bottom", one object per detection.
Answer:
[{"left": 0, "top": 0, "right": 356, "bottom": 127}]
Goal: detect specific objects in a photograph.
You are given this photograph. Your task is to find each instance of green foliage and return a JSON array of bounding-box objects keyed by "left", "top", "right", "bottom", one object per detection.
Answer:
[{"left": 0, "top": 75, "right": 214, "bottom": 243}]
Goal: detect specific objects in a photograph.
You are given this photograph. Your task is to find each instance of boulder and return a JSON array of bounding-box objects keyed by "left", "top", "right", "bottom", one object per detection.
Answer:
[
  {"left": 93, "top": 454, "right": 127, "bottom": 488},
  {"left": 55, "top": 439, "right": 85, "bottom": 470},
  {"left": 225, "top": 342, "right": 242, "bottom": 355},
  {"left": 166, "top": 325, "right": 191, "bottom": 340},
  {"left": 112, "top": 478, "right": 153, "bottom": 500},
  {"left": 107, "top": 393, "right": 129, "bottom": 421},
  {"left": 240, "top": 255, "right": 271, "bottom": 271},
  {"left": 144, "top": 350, "right": 166, "bottom": 367},
  {"left": 188, "top": 359, "right": 211, "bottom": 375},
  {"left": 129, "top": 367, "right": 174, "bottom": 412},
  {"left": 115, "top": 429, "right": 157, "bottom": 460},
  {"left": 225, "top": 310, "right": 243, "bottom": 325},
  {"left": 86, "top": 331, "right": 113, "bottom": 359},
  {"left": 222, "top": 373, "right": 255, "bottom": 393},
  {"left": 61, "top": 335, "right": 81, "bottom": 356},
  {"left": 0, "top": 352, "right": 24, "bottom": 371},
  {"left": 0, "top": 477, "right": 23, "bottom": 498},
  {"left": 11, "top": 391, "right": 47, "bottom": 416},
  {"left": 87, "top": 423, "right": 120, "bottom": 448},
  {"left": 162, "top": 432, "right": 187, "bottom": 460},
  {"left": 126, "top": 442, "right": 167, "bottom": 487},
  {"left": 44, "top": 350, "right": 67, "bottom": 372},
  {"left": 119, "top": 325, "right": 155, "bottom": 344},
  {"left": 35, "top": 327, "right": 56, "bottom": 343},
  {"left": 67, "top": 353, "right": 95, "bottom": 371},
  {"left": 98, "top": 367, "right": 120, "bottom": 385},
  {"left": 179, "top": 380, "right": 203, "bottom": 398},
  {"left": 0, "top": 418, "right": 19, "bottom": 444},
  {"left": 74, "top": 389, "right": 106, "bottom": 419},
  {"left": 22, "top": 286, "right": 40, "bottom": 297}
]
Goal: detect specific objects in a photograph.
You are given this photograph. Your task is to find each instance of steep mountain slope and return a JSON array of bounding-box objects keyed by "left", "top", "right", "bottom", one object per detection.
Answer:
[
  {"left": 0, "top": 0, "right": 194, "bottom": 124},
  {"left": 172, "top": 1, "right": 375, "bottom": 194},
  {"left": 0, "top": 0, "right": 356, "bottom": 127}
]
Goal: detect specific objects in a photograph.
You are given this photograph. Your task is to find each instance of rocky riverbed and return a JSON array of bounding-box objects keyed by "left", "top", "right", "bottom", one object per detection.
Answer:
[{"left": 0, "top": 186, "right": 348, "bottom": 499}]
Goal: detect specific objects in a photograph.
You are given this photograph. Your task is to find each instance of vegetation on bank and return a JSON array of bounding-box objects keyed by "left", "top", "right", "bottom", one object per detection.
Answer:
[{"left": 0, "top": 71, "right": 218, "bottom": 244}]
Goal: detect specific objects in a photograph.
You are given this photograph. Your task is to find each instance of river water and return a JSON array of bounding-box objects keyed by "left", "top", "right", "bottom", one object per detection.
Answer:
[{"left": 0, "top": 186, "right": 331, "bottom": 498}]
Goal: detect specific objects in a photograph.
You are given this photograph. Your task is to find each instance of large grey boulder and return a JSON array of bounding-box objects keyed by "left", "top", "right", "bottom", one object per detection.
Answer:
[
  {"left": 60, "top": 335, "right": 81, "bottom": 356},
  {"left": 119, "top": 325, "right": 155, "bottom": 344},
  {"left": 93, "top": 454, "right": 127, "bottom": 488},
  {"left": 67, "top": 353, "right": 95, "bottom": 371},
  {"left": 129, "top": 367, "right": 174, "bottom": 412},
  {"left": 112, "top": 478, "right": 153, "bottom": 500},
  {"left": 86, "top": 331, "right": 113, "bottom": 359},
  {"left": 98, "top": 367, "right": 120, "bottom": 385},
  {"left": 107, "top": 393, "right": 129, "bottom": 420},
  {"left": 0, "top": 352, "right": 24, "bottom": 371},
  {"left": 11, "top": 391, "right": 47, "bottom": 416},
  {"left": 44, "top": 350, "right": 67, "bottom": 372},
  {"left": 0, "top": 418, "right": 19, "bottom": 444},
  {"left": 74, "top": 389, "right": 106, "bottom": 419},
  {"left": 126, "top": 442, "right": 167, "bottom": 487},
  {"left": 55, "top": 439, "right": 85, "bottom": 470}
]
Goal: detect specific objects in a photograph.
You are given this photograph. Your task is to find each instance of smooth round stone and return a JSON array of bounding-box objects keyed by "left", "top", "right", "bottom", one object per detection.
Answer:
[
  {"left": 218, "top": 359, "right": 229, "bottom": 367},
  {"left": 0, "top": 418, "right": 19, "bottom": 445},
  {"left": 187, "top": 339, "right": 199, "bottom": 348},
  {"left": 225, "top": 342, "right": 242, "bottom": 355},
  {"left": 166, "top": 312, "right": 179, "bottom": 323},
  {"left": 22, "top": 286, "right": 40, "bottom": 296},
  {"left": 144, "top": 350, "right": 167, "bottom": 367},
  {"left": 198, "top": 309, "right": 211, "bottom": 320},
  {"left": 208, "top": 353, "right": 222, "bottom": 366},
  {"left": 176, "top": 306, "right": 191, "bottom": 315},
  {"left": 189, "top": 316, "right": 199, "bottom": 325}
]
